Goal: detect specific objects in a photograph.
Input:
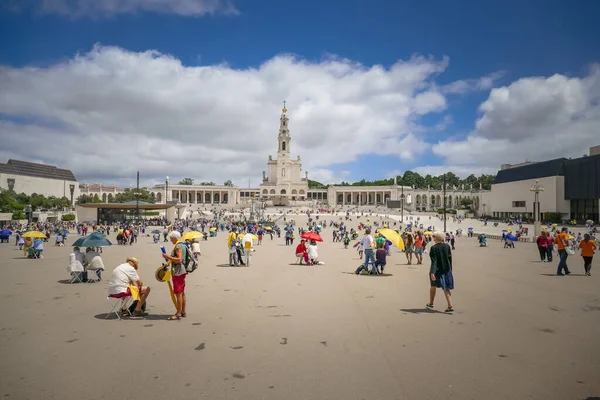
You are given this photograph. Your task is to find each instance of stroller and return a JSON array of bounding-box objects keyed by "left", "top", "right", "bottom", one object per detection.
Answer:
[
  {"left": 116, "top": 233, "right": 127, "bottom": 245},
  {"left": 153, "top": 233, "right": 160, "bottom": 243}
]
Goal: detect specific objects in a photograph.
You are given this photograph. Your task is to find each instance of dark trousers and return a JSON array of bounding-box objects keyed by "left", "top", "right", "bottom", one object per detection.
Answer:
[
  {"left": 583, "top": 256, "right": 593, "bottom": 273},
  {"left": 537, "top": 246, "right": 547, "bottom": 261},
  {"left": 546, "top": 246, "right": 553, "bottom": 262},
  {"left": 557, "top": 249, "right": 570, "bottom": 275}
]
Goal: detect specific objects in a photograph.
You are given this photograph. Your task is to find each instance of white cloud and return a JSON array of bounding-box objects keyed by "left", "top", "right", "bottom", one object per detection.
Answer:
[
  {"left": 442, "top": 71, "right": 504, "bottom": 94},
  {"left": 37, "top": 0, "right": 238, "bottom": 17},
  {"left": 0, "top": 45, "right": 449, "bottom": 187},
  {"left": 433, "top": 66, "right": 600, "bottom": 168}
]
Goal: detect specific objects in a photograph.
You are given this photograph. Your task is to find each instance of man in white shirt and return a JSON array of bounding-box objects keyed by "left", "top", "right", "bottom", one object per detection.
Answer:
[
  {"left": 107, "top": 257, "right": 150, "bottom": 317},
  {"left": 359, "top": 228, "right": 375, "bottom": 271}
]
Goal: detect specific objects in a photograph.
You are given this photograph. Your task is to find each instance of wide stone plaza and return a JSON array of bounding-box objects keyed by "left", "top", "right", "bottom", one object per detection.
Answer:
[{"left": 1, "top": 212, "right": 598, "bottom": 400}]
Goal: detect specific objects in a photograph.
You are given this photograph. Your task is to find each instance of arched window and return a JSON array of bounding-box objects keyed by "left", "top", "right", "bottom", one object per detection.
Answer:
[
  {"left": 282, "top": 168, "right": 286, "bottom": 177},
  {"left": 282, "top": 141, "right": 286, "bottom": 151}
]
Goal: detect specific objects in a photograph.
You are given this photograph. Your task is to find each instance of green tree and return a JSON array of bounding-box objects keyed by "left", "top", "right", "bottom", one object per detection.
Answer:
[
  {"left": 223, "top": 180, "right": 234, "bottom": 187},
  {"left": 114, "top": 188, "right": 156, "bottom": 203},
  {"left": 463, "top": 174, "right": 478, "bottom": 189},
  {"left": 442, "top": 172, "right": 460, "bottom": 189},
  {"left": 459, "top": 198, "right": 474, "bottom": 209},
  {"left": 199, "top": 182, "right": 215, "bottom": 186},
  {"left": 12, "top": 210, "right": 26, "bottom": 220},
  {"left": 308, "top": 179, "right": 326, "bottom": 189},
  {"left": 61, "top": 213, "right": 76, "bottom": 221},
  {"left": 76, "top": 194, "right": 91, "bottom": 204},
  {"left": 178, "top": 178, "right": 194, "bottom": 185},
  {"left": 0, "top": 190, "right": 25, "bottom": 213}
]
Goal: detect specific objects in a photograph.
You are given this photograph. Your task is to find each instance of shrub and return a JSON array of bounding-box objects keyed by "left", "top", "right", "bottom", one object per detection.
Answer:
[
  {"left": 437, "top": 208, "right": 457, "bottom": 215},
  {"left": 12, "top": 211, "right": 26, "bottom": 220},
  {"left": 543, "top": 212, "right": 562, "bottom": 224},
  {"left": 62, "top": 213, "right": 76, "bottom": 221}
]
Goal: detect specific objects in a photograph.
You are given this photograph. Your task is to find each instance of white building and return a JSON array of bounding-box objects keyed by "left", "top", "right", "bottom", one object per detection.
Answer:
[
  {"left": 259, "top": 104, "right": 309, "bottom": 201},
  {"left": 488, "top": 149, "right": 600, "bottom": 222},
  {"left": 0, "top": 159, "right": 79, "bottom": 205}
]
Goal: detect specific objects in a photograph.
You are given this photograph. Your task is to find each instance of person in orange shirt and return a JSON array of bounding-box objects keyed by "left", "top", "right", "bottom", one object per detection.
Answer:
[
  {"left": 555, "top": 227, "right": 571, "bottom": 276},
  {"left": 579, "top": 233, "right": 597, "bottom": 276}
]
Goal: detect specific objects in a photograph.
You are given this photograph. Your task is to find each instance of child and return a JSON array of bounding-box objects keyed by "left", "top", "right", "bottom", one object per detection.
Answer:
[
  {"left": 343, "top": 233, "right": 350, "bottom": 249},
  {"left": 375, "top": 238, "right": 387, "bottom": 274},
  {"left": 353, "top": 239, "right": 364, "bottom": 259}
]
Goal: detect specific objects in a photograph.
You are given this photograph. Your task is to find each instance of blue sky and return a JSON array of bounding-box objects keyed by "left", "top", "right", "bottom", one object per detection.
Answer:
[{"left": 1, "top": 0, "right": 599, "bottom": 186}]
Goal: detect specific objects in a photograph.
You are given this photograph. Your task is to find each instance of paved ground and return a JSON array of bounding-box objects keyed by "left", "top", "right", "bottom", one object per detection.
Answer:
[{"left": 1, "top": 216, "right": 599, "bottom": 400}]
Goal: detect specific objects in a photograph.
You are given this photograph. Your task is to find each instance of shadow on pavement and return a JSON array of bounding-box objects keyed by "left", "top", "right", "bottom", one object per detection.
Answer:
[
  {"left": 341, "top": 272, "right": 394, "bottom": 277},
  {"left": 216, "top": 264, "right": 247, "bottom": 268},
  {"left": 540, "top": 273, "right": 586, "bottom": 277},
  {"left": 94, "top": 313, "right": 174, "bottom": 321},
  {"left": 400, "top": 308, "right": 449, "bottom": 315}
]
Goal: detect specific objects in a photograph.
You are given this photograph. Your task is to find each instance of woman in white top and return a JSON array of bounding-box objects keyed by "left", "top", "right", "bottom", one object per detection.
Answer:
[
  {"left": 191, "top": 239, "right": 202, "bottom": 260},
  {"left": 307, "top": 240, "right": 319, "bottom": 265},
  {"left": 85, "top": 247, "right": 106, "bottom": 280}
]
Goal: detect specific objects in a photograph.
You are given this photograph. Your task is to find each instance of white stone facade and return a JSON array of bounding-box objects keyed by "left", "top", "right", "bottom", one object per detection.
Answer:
[{"left": 259, "top": 105, "right": 309, "bottom": 200}]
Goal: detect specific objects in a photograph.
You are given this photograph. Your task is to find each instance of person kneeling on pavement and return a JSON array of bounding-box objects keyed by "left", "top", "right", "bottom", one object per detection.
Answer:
[{"left": 107, "top": 257, "right": 151, "bottom": 317}]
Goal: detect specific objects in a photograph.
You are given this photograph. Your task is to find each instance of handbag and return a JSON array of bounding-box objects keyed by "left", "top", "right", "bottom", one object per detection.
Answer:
[{"left": 565, "top": 247, "right": 575, "bottom": 255}]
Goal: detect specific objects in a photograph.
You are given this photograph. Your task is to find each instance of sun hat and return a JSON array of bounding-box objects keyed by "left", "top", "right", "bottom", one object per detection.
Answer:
[
  {"left": 155, "top": 265, "right": 172, "bottom": 282},
  {"left": 126, "top": 257, "right": 139, "bottom": 268}
]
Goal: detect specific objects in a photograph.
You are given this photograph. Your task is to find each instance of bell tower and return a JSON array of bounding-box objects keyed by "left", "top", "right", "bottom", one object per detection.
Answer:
[{"left": 278, "top": 101, "right": 291, "bottom": 161}]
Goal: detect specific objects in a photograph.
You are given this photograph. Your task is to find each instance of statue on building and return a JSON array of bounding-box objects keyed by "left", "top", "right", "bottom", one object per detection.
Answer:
[
  {"left": 262, "top": 171, "right": 266, "bottom": 181},
  {"left": 269, "top": 155, "right": 272, "bottom": 161}
]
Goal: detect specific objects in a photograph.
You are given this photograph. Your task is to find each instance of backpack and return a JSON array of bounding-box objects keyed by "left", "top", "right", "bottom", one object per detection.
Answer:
[{"left": 180, "top": 242, "right": 198, "bottom": 273}]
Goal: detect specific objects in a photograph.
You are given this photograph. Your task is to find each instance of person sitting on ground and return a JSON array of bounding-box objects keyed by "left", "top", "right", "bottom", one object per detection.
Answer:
[
  {"left": 85, "top": 247, "right": 105, "bottom": 281},
  {"left": 108, "top": 257, "right": 150, "bottom": 317},
  {"left": 55, "top": 234, "right": 64, "bottom": 246},
  {"left": 295, "top": 239, "right": 309, "bottom": 265},
  {"left": 307, "top": 239, "right": 319, "bottom": 265}
]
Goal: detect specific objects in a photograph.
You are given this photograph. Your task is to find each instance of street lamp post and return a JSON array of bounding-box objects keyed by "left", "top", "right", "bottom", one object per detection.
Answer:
[
  {"left": 25, "top": 204, "right": 32, "bottom": 225},
  {"left": 443, "top": 174, "right": 447, "bottom": 233},
  {"left": 400, "top": 183, "right": 404, "bottom": 224},
  {"left": 165, "top": 176, "right": 169, "bottom": 204},
  {"left": 530, "top": 179, "right": 545, "bottom": 237}
]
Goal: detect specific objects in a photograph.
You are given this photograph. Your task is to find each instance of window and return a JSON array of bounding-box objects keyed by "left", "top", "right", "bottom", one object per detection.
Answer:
[
  {"left": 282, "top": 168, "right": 286, "bottom": 177},
  {"left": 282, "top": 141, "right": 286, "bottom": 151},
  {"left": 512, "top": 201, "right": 526, "bottom": 207}
]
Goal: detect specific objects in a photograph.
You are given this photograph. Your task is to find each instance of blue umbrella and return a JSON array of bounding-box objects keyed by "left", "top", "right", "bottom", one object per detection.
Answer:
[
  {"left": 0, "top": 229, "right": 12, "bottom": 236},
  {"left": 502, "top": 229, "right": 510, "bottom": 233},
  {"left": 505, "top": 234, "right": 518, "bottom": 241}
]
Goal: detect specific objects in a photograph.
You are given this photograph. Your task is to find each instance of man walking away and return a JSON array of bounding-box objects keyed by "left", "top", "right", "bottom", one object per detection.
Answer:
[{"left": 556, "top": 227, "right": 571, "bottom": 276}]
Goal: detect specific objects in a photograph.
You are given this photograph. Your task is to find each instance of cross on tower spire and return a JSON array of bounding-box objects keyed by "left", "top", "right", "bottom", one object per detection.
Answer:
[{"left": 282, "top": 100, "right": 287, "bottom": 113}]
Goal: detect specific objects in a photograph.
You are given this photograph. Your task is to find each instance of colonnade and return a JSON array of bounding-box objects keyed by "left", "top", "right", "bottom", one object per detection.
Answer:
[
  {"left": 335, "top": 191, "right": 392, "bottom": 206},
  {"left": 162, "top": 190, "right": 232, "bottom": 205}
]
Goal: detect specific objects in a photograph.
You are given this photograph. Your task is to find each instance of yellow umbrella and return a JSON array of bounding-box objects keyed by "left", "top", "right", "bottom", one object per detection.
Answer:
[
  {"left": 182, "top": 231, "right": 204, "bottom": 241},
  {"left": 423, "top": 231, "right": 433, "bottom": 235},
  {"left": 21, "top": 231, "right": 46, "bottom": 239},
  {"left": 568, "top": 235, "right": 575, "bottom": 240},
  {"left": 378, "top": 228, "right": 405, "bottom": 251},
  {"left": 238, "top": 233, "right": 259, "bottom": 241},
  {"left": 265, "top": 227, "right": 273, "bottom": 231},
  {"left": 209, "top": 227, "right": 217, "bottom": 232},
  {"left": 552, "top": 223, "right": 558, "bottom": 227},
  {"left": 118, "top": 229, "right": 124, "bottom": 234}
]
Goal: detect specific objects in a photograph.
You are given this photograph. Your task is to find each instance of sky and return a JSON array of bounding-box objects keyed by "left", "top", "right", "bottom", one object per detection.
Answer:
[{"left": 0, "top": 0, "right": 599, "bottom": 188}]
